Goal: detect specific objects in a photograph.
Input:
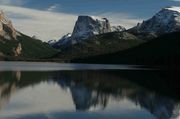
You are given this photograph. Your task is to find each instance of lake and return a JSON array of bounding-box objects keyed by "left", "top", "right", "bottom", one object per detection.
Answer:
[{"left": 0, "top": 61, "right": 179, "bottom": 119}]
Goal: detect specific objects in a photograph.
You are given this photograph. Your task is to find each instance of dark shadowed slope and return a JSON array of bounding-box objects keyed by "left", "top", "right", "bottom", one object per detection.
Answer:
[
  {"left": 0, "top": 33, "right": 58, "bottom": 60},
  {"left": 72, "top": 32, "right": 180, "bottom": 67},
  {"left": 54, "top": 32, "right": 144, "bottom": 60}
]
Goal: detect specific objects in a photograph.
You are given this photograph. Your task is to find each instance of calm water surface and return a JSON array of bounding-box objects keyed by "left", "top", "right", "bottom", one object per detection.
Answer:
[{"left": 0, "top": 62, "right": 179, "bottom": 119}]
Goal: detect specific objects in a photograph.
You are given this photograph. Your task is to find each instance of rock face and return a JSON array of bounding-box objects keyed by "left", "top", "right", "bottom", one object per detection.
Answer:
[
  {"left": 131, "top": 6, "right": 180, "bottom": 37},
  {"left": 0, "top": 10, "right": 17, "bottom": 40},
  {"left": 71, "top": 16, "right": 112, "bottom": 40},
  {"left": 111, "top": 26, "right": 126, "bottom": 32},
  {"left": 13, "top": 43, "right": 22, "bottom": 56},
  {"left": 51, "top": 33, "right": 72, "bottom": 48},
  {"left": 48, "top": 39, "right": 57, "bottom": 46},
  {"left": 57, "top": 33, "right": 72, "bottom": 45},
  {"left": 0, "top": 10, "right": 21, "bottom": 57}
]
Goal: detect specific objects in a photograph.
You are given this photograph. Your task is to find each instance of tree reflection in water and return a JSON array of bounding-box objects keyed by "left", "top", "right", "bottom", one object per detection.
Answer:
[{"left": 0, "top": 70, "right": 179, "bottom": 119}]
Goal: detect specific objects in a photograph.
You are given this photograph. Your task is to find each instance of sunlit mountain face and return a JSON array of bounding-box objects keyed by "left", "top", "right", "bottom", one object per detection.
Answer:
[{"left": 1, "top": 0, "right": 180, "bottom": 41}]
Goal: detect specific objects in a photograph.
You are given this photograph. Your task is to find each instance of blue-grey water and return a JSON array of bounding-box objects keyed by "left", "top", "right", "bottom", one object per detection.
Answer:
[
  {"left": 0, "top": 62, "right": 179, "bottom": 119},
  {"left": 0, "top": 61, "right": 148, "bottom": 71}
]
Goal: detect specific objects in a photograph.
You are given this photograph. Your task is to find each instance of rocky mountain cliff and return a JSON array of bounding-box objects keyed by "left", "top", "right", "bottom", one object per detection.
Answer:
[
  {"left": 0, "top": 10, "right": 17, "bottom": 40},
  {"left": 71, "top": 16, "right": 112, "bottom": 40},
  {"left": 111, "top": 25, "right": 126, "bottom": 32},
  {"left": 0, "top": 10, "right": 22, "bottom": 57}
]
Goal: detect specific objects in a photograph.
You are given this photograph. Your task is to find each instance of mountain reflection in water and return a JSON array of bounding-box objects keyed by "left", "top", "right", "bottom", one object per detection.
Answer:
[{"left": 0, "top": 70, "right": 179, "bottom": 119}]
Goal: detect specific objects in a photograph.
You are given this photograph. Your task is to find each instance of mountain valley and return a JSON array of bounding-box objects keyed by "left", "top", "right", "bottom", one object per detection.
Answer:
[{"left": 1, "top": 6, "right": 180, "bottom": 67}]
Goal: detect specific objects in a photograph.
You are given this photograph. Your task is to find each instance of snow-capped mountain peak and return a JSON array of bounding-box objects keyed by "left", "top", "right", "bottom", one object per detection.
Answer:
[
  {"left": 166, "top": 6, "right": 180, "bottom": 13},
  {"left": 50, "top": 16, "right": 114, "bottom": 47},
  {"left": 131, "top": 6, "right": 180, "bottom": 36},
  {"left": 71, "top": 16, "right": 112, "bottom": 40}
]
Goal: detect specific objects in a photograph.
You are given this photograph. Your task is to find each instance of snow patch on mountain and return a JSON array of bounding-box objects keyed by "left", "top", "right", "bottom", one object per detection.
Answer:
[
  {"left": 111, "top": 26, "right": 126, "bottom": 32},
  {"left": 48, "top": 39, "right": 57, "bottom": 45},
  {"left": 53, "top": 33, "right": 72, "bottom": 47},
  {"left": 166, "top": 6, "right": 180, "bottom": 12}
]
